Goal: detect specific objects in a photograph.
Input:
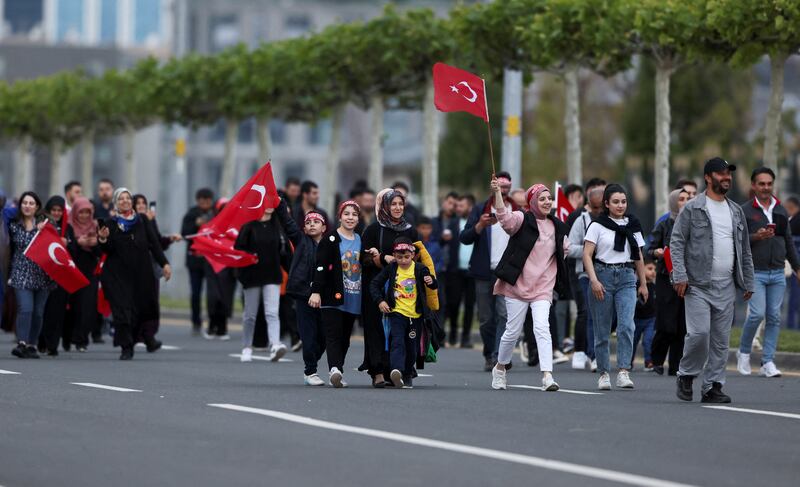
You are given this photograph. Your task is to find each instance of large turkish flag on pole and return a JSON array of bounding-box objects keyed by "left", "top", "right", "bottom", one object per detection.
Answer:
[
  {"left": 24, "top": 224, "right": 89, "bottom": 293},
  {"left": 433, "top": 62, "right": 489, "bottom": 122},
  {"left": 201, "top": 162, "right": 281, "bottom": 238}
]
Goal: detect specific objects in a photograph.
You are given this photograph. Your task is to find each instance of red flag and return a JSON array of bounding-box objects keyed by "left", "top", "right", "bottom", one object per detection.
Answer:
[
  {"left": 202, "top": 162, "right": 280, "bottom": 238},
  {"left": 94, "top": 255, "right": 111, "bottom": 316},
  {"left": 664, "top": 247, "right": 673, "bottom": 273},
  {"left": 23, "top": 224, "right": 89, "bottom": 293},
  {"left": 554, "top": 182, "right": 575, "bottom": 223},
  {"left": 432, "top": 62, "right": 489, "bottom": 122},
  {"left": 191, "top": 234, "right": 258, "bottom": 273}
]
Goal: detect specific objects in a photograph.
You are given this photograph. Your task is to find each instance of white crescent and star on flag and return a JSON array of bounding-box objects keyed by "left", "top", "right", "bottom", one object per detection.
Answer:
[
  {"left": 241, "top": 184, "right": 267, "bottom": 210},
  {"left": 449, "top": 81, "right": 478, "bottom": 103},
  {"left": 47, "top": 242, "right": 76, "bottom": 268}
]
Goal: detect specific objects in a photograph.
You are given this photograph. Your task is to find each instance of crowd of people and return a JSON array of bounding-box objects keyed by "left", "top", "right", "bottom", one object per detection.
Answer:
[{"left": 1, "top": 157, "right": 799, "bottom": 400}]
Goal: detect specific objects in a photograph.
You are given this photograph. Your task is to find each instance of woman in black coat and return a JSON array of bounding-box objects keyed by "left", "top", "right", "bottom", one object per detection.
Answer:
[
  {"left": 358, "top": 188, "right": 418, "bottom": 385},
  {"left": 66, "top": 197, "right": 102, "bottom": 352},
  {"left": 97, "top": 188, "right": 171, "bottom": 360},
  {"left": 647, "top": 189, "right": 689, "bottom": 376}
]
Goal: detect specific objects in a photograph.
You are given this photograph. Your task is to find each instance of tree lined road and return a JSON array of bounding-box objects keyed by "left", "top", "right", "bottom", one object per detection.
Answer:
[{"left": 1, "top": 320, "right": 798, "bottom": 487}]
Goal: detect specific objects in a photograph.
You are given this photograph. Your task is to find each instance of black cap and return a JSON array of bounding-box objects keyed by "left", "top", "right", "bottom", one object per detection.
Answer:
[{"left": 703, "top": 157, "right": 736, "bottom": 175}]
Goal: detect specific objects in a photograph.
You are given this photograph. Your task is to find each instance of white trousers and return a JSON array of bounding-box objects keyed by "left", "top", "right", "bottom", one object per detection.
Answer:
[
  {"left": 497, "top": 297, "right": 553, "bottom": 372},
  {"left": 242, "top": 284, "right": 282, "bottom": 349}
]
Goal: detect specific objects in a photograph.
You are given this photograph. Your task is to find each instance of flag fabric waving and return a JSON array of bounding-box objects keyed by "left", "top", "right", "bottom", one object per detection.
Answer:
[
  {"left": 191, "top": 234, "right": 258, "bottom": 273},
  {"left": 432, "top": 62, "right": 489, "bottom": 122},
  {"left": 24, "top": 223, "right": 89, "bottom": 293},
  {"left": 201, "top": 162, "right": 281, "bottom": 238},
  {"left": 554, "top": 182, "right": 575, "bottom": 223}
]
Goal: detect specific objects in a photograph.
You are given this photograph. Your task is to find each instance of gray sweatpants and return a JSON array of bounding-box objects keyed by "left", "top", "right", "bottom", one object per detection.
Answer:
[{"left": 678, "top": 280, "right": 735, "bottom": 392}]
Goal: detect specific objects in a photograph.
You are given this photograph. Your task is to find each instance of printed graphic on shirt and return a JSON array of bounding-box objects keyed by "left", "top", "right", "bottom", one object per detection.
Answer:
[
  {"left": 341, "top": 249, "right": 361, "bottom": 295},
  {"left": 394, "top": 276, "right": 417, "bottom": 300}
]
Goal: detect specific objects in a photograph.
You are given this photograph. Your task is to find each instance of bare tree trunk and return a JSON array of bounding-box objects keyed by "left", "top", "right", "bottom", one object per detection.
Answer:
[
  {"left": 369, "top": 95, "right": 384, "bottom": 192},
  {"left": 422, "top": 77, "right": 440, "bottom": 217},
  {"left": 14, "top": 135, "right": 33, "bottom": 195},
  {"left": 564, "top": 67, "right": 583, "bottom": 185},
  {"left": 654, "top": 62, "right": 674, "bottom": 221},
  {"left": 323, "top": 106, "right": 344, "bottom": 213},
  {"left": 49, "top": 139, "right": 63, "bottom": 197},
  {"left": 763, "top": 52, "right": 787, "bottom": 172},
  {"left": 256, "top": 115, "right": 272, "bottom": 164},
  {"left": 124, "top": 125, "right": 135, "bottom": 189},
  {"left": 81, "top": 129, "right": 95, "bottom": 190},
  {"left": 220, "top": 119, "right": 239, "bottom": 198}
]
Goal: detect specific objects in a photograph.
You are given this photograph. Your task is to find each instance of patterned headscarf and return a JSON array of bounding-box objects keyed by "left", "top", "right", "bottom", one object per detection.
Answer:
[
  {"left": 526, "top": 184, "right": 551, "bottom": 220},
  {"left": 375, "top": 188, "right": 411, "bottom": 232}
]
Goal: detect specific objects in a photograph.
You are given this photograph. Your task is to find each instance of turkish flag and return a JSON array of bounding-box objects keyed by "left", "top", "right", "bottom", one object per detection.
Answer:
[
  {"left": 201, "top": 162, "right": 281, "bottom": 238},
  {"left": 191, "top": 234, "right": 258, "bottom": 273},
  {"left": 23, "top": 224, "right": 89, "bottom": 293},
  {"left": 94, "top": 255, "right": 111, "bottom": 316},
  {"left": 664, "top": 247, "right": 673, "bottom": 274},
  {"left": 432, "top": 62, "right": 489, "bottom": 122},
  {"left": 554, "top": 182, "right": 575, "bottom": 223}
]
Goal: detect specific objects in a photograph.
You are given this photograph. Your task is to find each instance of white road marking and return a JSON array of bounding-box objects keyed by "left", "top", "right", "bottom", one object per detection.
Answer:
[
  {"left": 0, "top": 369, "right": 21, "bottom": 375},
  {"left": 509, "top": 385, "right": 604, "bottom": 396},
  {"left": 71, "top": 382, "right": 142, "bottom": 392},
  {"left": 135, "top": 344, "right": 181, "bottom": 350},
  {"left": 703, "top": 405, "right": 800, "bottom": 420},
  {"left": 417, "top": 373, "right": 433, "bottom": 377},
  {"left": 228, "top": 354, "right": 293, "bottom": 363},
  {"left": 209, "top": 403, "right": 694, "bottom": 487}
]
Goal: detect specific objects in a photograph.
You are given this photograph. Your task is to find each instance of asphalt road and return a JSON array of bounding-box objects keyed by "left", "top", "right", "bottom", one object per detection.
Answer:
[{"left": 1, "top": 319, "right": 798, "bottom": 487}]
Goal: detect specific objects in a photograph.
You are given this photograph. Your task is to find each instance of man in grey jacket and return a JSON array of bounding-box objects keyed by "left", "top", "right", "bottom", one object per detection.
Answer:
[{"left": 670, "top": 157, "right": 755, "bottom": 403}]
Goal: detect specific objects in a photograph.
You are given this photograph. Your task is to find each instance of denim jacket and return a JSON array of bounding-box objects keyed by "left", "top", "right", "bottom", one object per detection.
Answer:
[{"left": 669, "top": 192, "right": 754, "bottom": 291}]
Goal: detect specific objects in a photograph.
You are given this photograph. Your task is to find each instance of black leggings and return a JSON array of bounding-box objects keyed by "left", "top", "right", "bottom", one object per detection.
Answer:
[{"left": 321, "top": 308, "right": 356, "bottom": 371}]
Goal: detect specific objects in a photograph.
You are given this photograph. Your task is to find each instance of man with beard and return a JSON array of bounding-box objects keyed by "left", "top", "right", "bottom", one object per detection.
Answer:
[{"left": 670, "top": 157, "right": 754, "bottom": 403}]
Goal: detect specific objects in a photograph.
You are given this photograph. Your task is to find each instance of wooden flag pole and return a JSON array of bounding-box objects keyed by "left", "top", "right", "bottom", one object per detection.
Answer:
[{"left": 486, "top": 121, "right": 496, "bottom": 177}]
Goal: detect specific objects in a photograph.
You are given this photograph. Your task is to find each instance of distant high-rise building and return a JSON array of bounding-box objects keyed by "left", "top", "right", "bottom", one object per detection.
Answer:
[{"left": 3, "top": 0, "right": 44, "bottom": 36}]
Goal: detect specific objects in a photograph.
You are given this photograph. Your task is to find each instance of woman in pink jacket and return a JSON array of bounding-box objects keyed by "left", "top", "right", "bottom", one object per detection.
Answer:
[{"left": 488, "top": 177, "right": 571, "bottom": 392}]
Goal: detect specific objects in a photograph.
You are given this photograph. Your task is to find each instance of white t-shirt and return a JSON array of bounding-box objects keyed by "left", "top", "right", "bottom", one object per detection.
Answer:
[
  {"left": 584, "top": 217, "right": 645, "bottom": 264},
  {"left": 490, "top": 205, "right": 511, "bottom": 270},
  {"left": 707, "top": 198, "right": 734, "bottom": 279}
]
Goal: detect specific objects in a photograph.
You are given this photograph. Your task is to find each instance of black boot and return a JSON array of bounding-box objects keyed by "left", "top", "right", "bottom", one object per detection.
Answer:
[
  {"left": 676, "top": 375, "right": 694, "bottom": 401},
  {"left": 701, "top": 382, "right": 731, "bottom": 404},
  {"left": 145, "top": 339, "right": 162, "bottom": 353},
  {"left": 120, "top": 348, "right": 134, "bottom": 360}
]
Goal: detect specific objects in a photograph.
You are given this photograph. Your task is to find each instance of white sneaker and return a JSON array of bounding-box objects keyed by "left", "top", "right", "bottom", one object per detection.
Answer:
[
  {"left": 616, "top": 370, "right": 634, "bottom": 389},
  {"left": 390, "top": 369, "right": 404, "bottom": 388},
  {"left": 598, "top": 372, "right": 611, "bottom": 390},
  {"left": 542, "top": 374, "right": 559, "bottom": 392},
  {"left": 304, "top": 373, "right": 325, "bottom": 386},
  {"left": 590, "top": 359, "right": 598, "bottom": 372},
  {"left": 329, "top": 367, "right": 344, "bottom": 388},
  {"left": 491, "top": 366, "right": 507, "bottom": 390},
  {"left": 202, "top": 330, "right": 215, "bottom": 340},
  {"left": 218, "top": 334, "right": 230, "bottom": 341},
  {"left": 268, "top": 344, "right": 288, "bottom": 362},
  {"left": 736, "top": 350, "right": 751, "bottom": 375},
  {"left": 553, "top": 350, "right": 569, "bottom": 365},
  {"left": 571, "top": 351, "right": 588, "bottom": 370},
  {"left": 760, "top": 361, "right": 782, "bottom": 378},
  {"left": 518, "top": 342, "right": 529, "bottom": 363},
  {"left": 240, "top": 348, "right": 252, "bottom": 363}
]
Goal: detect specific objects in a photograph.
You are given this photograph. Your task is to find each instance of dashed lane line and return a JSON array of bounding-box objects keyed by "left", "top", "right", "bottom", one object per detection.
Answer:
[
  {"left": 208, "top": 403, "right": 696, "bottom": 487},
  {"left": 71, "top": 382, "right": 142, "bottom": 392},
  {"left": 509, "top": 384, "right": 604, "bottom": 395},
  {"left": 0, "top": 369, "right": 21, "bottom": 375},
  {"left": 703, "top": 405, "right": 800, "bottom": 420}
]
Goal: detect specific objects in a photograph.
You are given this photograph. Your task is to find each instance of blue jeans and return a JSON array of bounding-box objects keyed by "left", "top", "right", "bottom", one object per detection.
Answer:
[
  {"left": 14, "top": 288, "right": 50, "bottom": 345},
  {"left": 740, "top": 269, "right": 786, "bottom": 363},
  {"left": 589, "top": 265, "right": 636, "bottom": 374},
  {"left": 387, "top": 313, "right": 419, "bottom": 380},
  {"left": 787, "top": 277, "right": 800, "bottom": 330},
  {"left": 633, "top": 317, "right": 655, "bottom": 364},
  {"left": 579, "top": 276, "right": 595, "bottom": 359}
]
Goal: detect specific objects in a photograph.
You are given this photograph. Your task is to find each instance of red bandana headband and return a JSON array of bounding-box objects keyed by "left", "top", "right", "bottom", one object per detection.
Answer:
[
  {"left": 304, "top": 211, "right": 326, "bottom": 225},
  {"left": 392, "top": 243, "right": 416, "bottom": 253},
  {"left": 337, "top": 200, "right": 361, "bottom": 219}
]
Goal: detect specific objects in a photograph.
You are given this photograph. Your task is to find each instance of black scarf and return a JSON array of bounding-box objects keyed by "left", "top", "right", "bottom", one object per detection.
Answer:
[{"left": 594, "top": 213, "right": 642, "bottom": 260}]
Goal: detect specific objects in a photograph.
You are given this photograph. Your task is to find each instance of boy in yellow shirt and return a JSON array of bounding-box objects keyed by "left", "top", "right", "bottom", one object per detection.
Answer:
[{"left": 370, "top": 237, "right": 438, "bottom": 388}]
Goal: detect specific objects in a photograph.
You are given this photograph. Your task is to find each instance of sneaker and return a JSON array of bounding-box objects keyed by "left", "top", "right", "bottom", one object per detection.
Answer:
[
  {"left": 653, "top": 365, "right": 665, "bottom": 376},
  {"left": 240, "top": 348, "right": 253, "bottom": 363},
  {"left": 402, "top": 377, "right": 413, "bottom": 389},
  {"left": 268, "top": 344, "right": 288, "bottom": 362},
  {"left": 119, "top": 348, "right": 134, "bottom": 360},
  {"left": 491, "top": 366, "right": 507, "bottom": 390},
  {"left": 291, "top": 340, "right": 303, "bottom": 353},
  {"left": 571, "top": 351, "right": 588, "bottom": 370},
  {"left": 304, "top": 373, "right": 325, "bottom": 386},
  {"left": 553, "top": 350, "right": 569, "bottom": 365},
  {"left": 518, "top": 342, "right": 529, "bottom": 363},
  {"left": 218, "top": 334, "right": 231, "bottom": 341},
  {"left": 676, "top": 375, "right": 694, "bottom": 401},
  {"left": 736, "top": 350, "right": 751, "bottom": 375},
  {"left": 590, "top": 359, "right": 597, "bottom": 372},
  {"left": 562, "top": 337, "right": 574, "bottom": 353},
  {"left": 11, "top": 343, "right": 26, "bottom": 358},
  {"left": 329, "top": 367, "right": 344, "bottom": 388},
  {"left": 701, "top": 382, "right": 731, "bottom": 403},
  {"left": 644, "top": 361, "right": 654, "bottom": 372},
  {"left": 597, "top": 372, "right": 611, "bottom": 390},
  {"left": 77, "top": 346, "right": 88, "bottom": 353},
  {"left": 390, "top": 369, "right": 404, "bottom": 388},
  {"left": 202, "top": 330, "right": 215, "bottom": 340},
  {"left": 542, "top": 374, "right": 559, "bottom": 392},
  {"left": 25, "top": 345, "right": 40, "bottom": 359},
  {"left": 616, "top": 370, "right": 634, "bottom": 389},
  {"left": 760, "top": 361, "right": 782, "bottom": 378}
]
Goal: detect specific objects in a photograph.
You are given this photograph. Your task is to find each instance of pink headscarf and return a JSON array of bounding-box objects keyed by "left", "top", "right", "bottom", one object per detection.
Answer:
[
  {"left": 526, "top": 184, "right": 551, "bottom": 220},
  {"left": 69, "top": 197, "right": 97, "bottom": 249}
]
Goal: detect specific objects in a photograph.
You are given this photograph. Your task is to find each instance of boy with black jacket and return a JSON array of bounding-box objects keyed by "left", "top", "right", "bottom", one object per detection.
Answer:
[{"left": 370, "top": 237, "right": 438, "bottom": 388}]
